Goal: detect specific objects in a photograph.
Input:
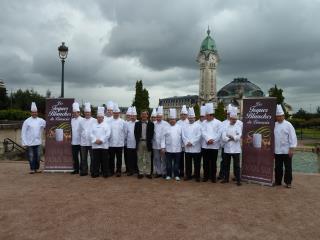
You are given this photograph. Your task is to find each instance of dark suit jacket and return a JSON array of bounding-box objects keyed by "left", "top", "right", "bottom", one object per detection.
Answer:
[{"left": 134, "top": 120, "right": 154, "bottom": 152}]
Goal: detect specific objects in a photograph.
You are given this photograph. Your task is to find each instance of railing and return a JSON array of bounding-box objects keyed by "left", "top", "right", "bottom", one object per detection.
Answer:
[{"left": 3, "top": 138, "right": 26, "bottom": 153}]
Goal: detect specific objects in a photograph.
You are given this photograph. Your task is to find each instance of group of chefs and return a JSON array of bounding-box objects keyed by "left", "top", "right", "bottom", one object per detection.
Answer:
[{"left": 21, "top": 100, "right": 297, "bottom": 188}]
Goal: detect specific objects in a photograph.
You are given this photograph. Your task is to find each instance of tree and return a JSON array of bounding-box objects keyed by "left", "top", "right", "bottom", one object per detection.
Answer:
[
  {"left": 193, "top": 103, "right": 200, "bottom": 120},
  {"left": 132, "top": 80, "right": 150, "bottom": 116},
  {"left": 215, "top": 101, "right": 226, "bottom": 121},
  {"left": 46, "top": 89, "right": 51, "bottom": 98},
  {"left": 0, "top": 87, "right": 9, "bottom": 110},
  {"left": 317, "top": 106, "right": 320, "bottom": 114},
  {"left": 11, "top": 89, "right": 46, "bottom": 115},
  {"left": 268, "top": 84, "right": 288, "bottom": 117}
]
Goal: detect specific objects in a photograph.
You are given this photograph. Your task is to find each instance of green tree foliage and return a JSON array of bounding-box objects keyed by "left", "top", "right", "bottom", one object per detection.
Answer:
[
  {"left": 0, "top": 87, "right": 9, "bottom": 110},
  {"left": 215, "top": 101, "right": 227, "bottom": 121},
  {"left": 193, "top": 103, "right": 200, "bottom": 120},
  {"left": 0, "top": 109, "right": 30, "bottom": 120},
  {"left": 11, "top": 89, "right": 46, "bottom": 115},
  {"left": 132, "top": 80, "right": 150, "bottom": 116},
  {"left": 268, "top": 84, "right": 289, "bottom": 117}
]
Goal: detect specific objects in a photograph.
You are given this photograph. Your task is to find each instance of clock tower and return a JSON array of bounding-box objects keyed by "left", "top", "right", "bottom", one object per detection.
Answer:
[{"left": 197, "top": 27, "right": 219, "bottom": 106}]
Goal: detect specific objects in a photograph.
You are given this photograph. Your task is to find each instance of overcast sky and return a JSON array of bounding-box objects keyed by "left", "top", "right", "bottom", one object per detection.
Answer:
[{"left": 1, "top": 0, "right": 319, "bottom": 112}]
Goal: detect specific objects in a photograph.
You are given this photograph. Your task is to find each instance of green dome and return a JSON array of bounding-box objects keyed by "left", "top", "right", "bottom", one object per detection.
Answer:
[{"left": 200, "top": 28, "right": 217, "bottom": 52}]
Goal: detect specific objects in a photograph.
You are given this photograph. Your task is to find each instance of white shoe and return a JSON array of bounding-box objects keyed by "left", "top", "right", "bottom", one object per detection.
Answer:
[
  {"left": 175, "top": 176, "right": 180, "bottom": 181},
  {"left": 166, "top": 176, "right": 171, "bottom": 180}
]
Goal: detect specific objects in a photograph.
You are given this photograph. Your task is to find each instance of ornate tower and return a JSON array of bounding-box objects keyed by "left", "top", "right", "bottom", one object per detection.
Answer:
[{"left": 197, "top": 27, "right": 219, "bottom": 106}]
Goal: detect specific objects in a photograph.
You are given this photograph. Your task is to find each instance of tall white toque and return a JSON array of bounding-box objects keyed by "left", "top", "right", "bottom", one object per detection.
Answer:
[
  {"left": 200, "top": 105, "right": 206, "bottom": 117},
  {"left": 188, "top": 107, "right": 195, "bottom": 117},
  {"left": 229, "top": 107, "right": 238, "bottom": 119},
  {"left": 131, "top": 106, "right": 137, "bottom": 116},
  {"left": 157, "top": 106, "right": 164, "bottom": 116},
  {"left": 84, "top": 102, "right": 91, "bottom": 112},
  {"left": 169, "top": 108, "right": 177, "bottom": 119},
  {"left": 72, "top": 102, "right": 80, "bottom": 112},
  {"left": 205, "top": 102, "right": 214, "bottom": 115},
  {"left": 97, "top": 106, "right": 105, "bottom": 117},
  {"left": 113, "top": 103, "right": 120, "bottom": 113},
  {"left": 181, "top": 105, "right": 188, "bottom": 114},
  {"left": 106, "top": 101, "right": 114, "bottom": 110},
  {"left": 151, "top": 108, "right": 157, "bottom": 117},
  {"left": 276, "top": 104, "right": 285, "bottom": 116},
  {"left": 31, "top": 102, "right": 37, "bottom": 112}
]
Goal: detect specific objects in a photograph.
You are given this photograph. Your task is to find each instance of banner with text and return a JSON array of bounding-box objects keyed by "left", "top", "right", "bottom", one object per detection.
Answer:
[
  {"left": 241, "top": 97, "right": 276, "bottom": 185},
  {"left": 44, "top": 98, "right": 74, "bottom": 171}
]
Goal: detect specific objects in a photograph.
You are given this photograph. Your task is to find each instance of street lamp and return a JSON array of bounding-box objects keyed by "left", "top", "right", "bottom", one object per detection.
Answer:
[{"left": 58, "top": 42, "right": 68, "bottom": 98}]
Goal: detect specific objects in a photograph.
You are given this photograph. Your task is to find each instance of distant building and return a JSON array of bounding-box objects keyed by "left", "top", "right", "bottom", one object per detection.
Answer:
[
  {"left": 159, "top": 95, "right": 198, "bottom": 118},
  {"left": 0, "top": 80, "right": 5, "bottom": 89}
]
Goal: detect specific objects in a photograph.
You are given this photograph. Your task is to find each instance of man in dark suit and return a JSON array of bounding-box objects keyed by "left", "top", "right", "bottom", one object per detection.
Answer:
[{"left": 134, "top": 109, "right": 154, "bottom": 179}]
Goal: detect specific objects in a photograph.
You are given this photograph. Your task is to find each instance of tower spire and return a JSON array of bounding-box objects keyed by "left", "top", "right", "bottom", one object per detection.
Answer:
[{"left": 207, "top": 25, "right": 211, "bottom": 36}]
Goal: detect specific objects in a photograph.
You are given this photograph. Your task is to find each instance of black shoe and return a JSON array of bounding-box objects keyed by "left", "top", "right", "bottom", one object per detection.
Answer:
[
  {"left": 237, "top": 182, "right": 242, "bottom": 186},
  {"left": 273, "top": 182, "right": 282, "bottom": 186},
  {"left": 80, "top": 173, "right": 88, "bottom": 176},
  {"left": 232, "top": 177, "right": 236, "bottom": 182},
  {"left": 71, "top": 171, "right": 79, "bottom": 175},
  {"left": 184, "top": 177, "right": 192, "bottom": 181},
  {"left": 285, "top": 184, "right": 291, "bottom": 188},
  {"left": 195, "top": 178, "right": 200, "bottom": 182},
  {"left": 146, "top": 174, "right": 152, "bottom": 179},
  {"left": 211, "top": 178, "right": 217, "bottom": 183},
  {"left": 221, "top": 180, "right": 229, "bottom": 184},
  {"left": 202, "top": 178, "right": 208, "bottom": 182},
  {"left": 116, "top": 172, "right": 121, "bottom": 177},
  {"left": 154, "top": 174, "right": 161, "bottom": 178},
  {"left": 137, "top": 174, "right": 144, "bottom": 179},
  {"left": 217, "top": 176, "right": 223, "bottom": 180},
  {"left": 127, "top": 172, "right": 133, "bottom": 176},
  {"left": 91, "top": 174, "right": 99, "bottom": 178}
]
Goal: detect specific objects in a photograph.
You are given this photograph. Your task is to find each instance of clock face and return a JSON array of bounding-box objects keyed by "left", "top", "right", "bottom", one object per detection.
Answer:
[{"left": 209, "top": 54, "right": 216, "bottom": 63}]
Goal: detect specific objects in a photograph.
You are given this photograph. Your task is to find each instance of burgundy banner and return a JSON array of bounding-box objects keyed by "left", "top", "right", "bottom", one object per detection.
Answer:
[
  {"left": 44, "top": 98, "right": 74, "bottom": 171},
  {"left": 241, "top": 97, "right": 276, "bottom": 185}
]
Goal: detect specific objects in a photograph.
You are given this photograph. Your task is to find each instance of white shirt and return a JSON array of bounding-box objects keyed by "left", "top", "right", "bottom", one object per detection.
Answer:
[
  {"left": 21, "top": 117, "right": 46, "bottom": 146},
  {"left": 109, "top": 117, "right": 127, "bottom": 147},
  {"left": 90, "top": 120, "right": 111, "bottom": 149},
  {"left": 161, "top": 124, "right": 183, "bottom": 153},
  {"left": 196, "top": 119, "right": 206, "bottom": 148},
  {"left": 274, "top": 120, "right": 297, "bottom": 154},
  {"left": 222, "top": 123, "right": 242, "bottom": 154},
  {"left": 201, "top": 118, "right": 222, "bottom": 149},
  {"left": 153, "top": 120, "right": 170, "bottom": 149},
  {"left": 79, "top": 117, "right": 96, "bottom": 146},
  {"left": 177, "top": 118, "right": 189, "bottom": 148},
  {"left": 182, "top": 121, "right": 202, "bottom": 153},
  {"left": 126, "top": 120, "right": 137, "bottom": 149},
  {"left": 71, "top": 116, "right": 83, "bottom": 145}
]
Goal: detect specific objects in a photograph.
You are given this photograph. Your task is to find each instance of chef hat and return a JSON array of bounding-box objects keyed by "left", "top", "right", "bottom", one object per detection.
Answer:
[
  {"left": 169, "top": 108, "right": 177, "bottom": 119},
  {"left": 72, "top": 102, "right": 80, "bottom": 112},
  {"left": 97, "top": 106, "right": 105, "bottom": 117},
  {"left": 227, "top": 104, "right": 233, "bottom": 114},
  {"left": 151, "top": 108, "right": 157, "bottom": 117},
  {"left": 106, "top": 101, "right": 114, "bottom": 110},
  {"left": 200, "top": 105, "right": 206, "bottom": 117},
  {"left": 126, "top": 107, "right": 132, "bottom": 115},
  {"left": 181, "top": 105, "right": 188, "bottom": 114},
  {"left": 229, "top": 107, "right": 238, "bottom": 119},
  {"left": 276, "top": 104, "right": 284, "bottom": 116},
  {"left": 113, "top": 103, "right": 120, "bottom": 113},
  {"left": 84, "top": 102, "right": 91, "bottom": 112},
  {"left": 205, "top": 102, "right": 214, "bottom": 115},
  {"left": 31, "top": 102, "right": 37, "bottom": 112},
  {"left": 157, "top": 106, "right": 163, "bottom": 116},
  {"left": 131, "top": 106, "right": 137, "bottom": 116},
  {"left": 188, "top": 107, "right": 195, "bottom": 117}
]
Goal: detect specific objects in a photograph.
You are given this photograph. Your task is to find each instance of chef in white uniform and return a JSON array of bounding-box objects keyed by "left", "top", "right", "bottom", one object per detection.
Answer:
[
  {"left": 182, "top": 107, "right": 202, "bottom": 182},
  {"left": 21, "top": 102, "right": 46, "bottom": 174},
  {"left": 90, "top": 106, "right": 111, "bottom": 178},
  {"left": 125, "top": 107, "right": 138, "bottom": 175},
  {"left": 201, "top": 103, "right": 222, "bottom": 182},
  {"left": 104, "top": 100, "right": 114, "bottom": 123},
  {"left": 79, "top": 102, "right": 96, "bottom": 176},
  {"left": 161, "top": 108, "right": 183, "bottom": 181},
  {"left": 152, "top": 106, "right": 169, "bottom": 178},
  {"left": 221, "top": 107, "right": 242, "bottom": 186},
  {"left": 177, "top": 105, "right": 189, "bottom": 178},
  {"left": 71, "top": 102, "right": 83, "bottom": 174},
  {"left": 274, "top": 104, "right": 297, "bottom": 188}
]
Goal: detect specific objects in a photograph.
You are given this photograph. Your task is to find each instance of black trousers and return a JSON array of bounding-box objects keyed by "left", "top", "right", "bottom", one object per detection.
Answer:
[
  {"left": 274, "top": 154, "right": 292, "bottom": 185},
  {"left": 224, "top": 153, "right": 241, "bottom": 183},
  {"left": 124, "top": 146, "right": 128, "bottom": 172},
  {"left": 179, "top": 151, "right": 185, "bottom": 177},
  {"left": 92, "top": 149, "right": 109, "bottom": 177},
  {"left": 203, "top": 149, "right": 218, "bottom": 180},
  {"left": 80, "top": 146, "right": 93, "bottom": 174},
  {"left": 185, "top": 152, "right": 201, "bottom": 179},
  {"left": 109, "top": 147, "right": 123, "bottom": 174},
  {"left": 218, "top": 148, "right": 226, "bottom": 178},
  {"left": 126, "top": 148, "right": 137, "bottom": 174},
  {"left": 71, "top": 145, "right": 81, "bottom": 173}
]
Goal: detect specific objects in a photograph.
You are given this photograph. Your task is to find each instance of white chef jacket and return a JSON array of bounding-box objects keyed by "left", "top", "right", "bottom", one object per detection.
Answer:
[
  {"left": 21, "top": 117, "right": 46, "bottom": 146},
  {"left": 222, "top": 123, "right": 242, "bottom": 154},
  {"left": 79, "top": 117, "right": 96, "bottom": 146},
  {"left": 90, "top": 120, "right": 111, "bottom": 149},
  {"left": 71, "top": 116, "right": 83, "bottom": 145},
  {"left": 152, "top": 120, "right": 170, "bottom": 149},
  {"left": 109, "top": 118, "right": 127, "bottom": 147},
  {"left": 177, "top": 118, "right": 189, "bottom": 148},
  {"left": 274, "top": 120, "right": 297, "bottom": 154},
  {"left": 201, "top": 118, "right": 222, "bottom": 149},
  {"left": 126, "top": 120, "right": 137, "bottom": 149},
  {"left": 182, "top": 121, "right": 202, "bottom": 153},
  {"left": 161, "top": 124, "right": 183, "bottom": 153}
]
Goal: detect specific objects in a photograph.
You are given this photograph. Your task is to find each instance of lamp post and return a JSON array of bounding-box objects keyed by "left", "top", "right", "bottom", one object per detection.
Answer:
[{"left": 58, "top": 42, "right": 68, "bottom": 98}]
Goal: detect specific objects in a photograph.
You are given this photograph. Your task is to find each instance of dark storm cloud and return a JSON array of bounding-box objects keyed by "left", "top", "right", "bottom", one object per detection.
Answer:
[{"left": 0, "top": 0, "right": 319, "bottom": 109}]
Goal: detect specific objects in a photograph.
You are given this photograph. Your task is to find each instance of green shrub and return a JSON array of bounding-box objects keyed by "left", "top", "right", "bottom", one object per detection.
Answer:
[{"left": 0, "top": 109, "right": 30, "bottom": 120}]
